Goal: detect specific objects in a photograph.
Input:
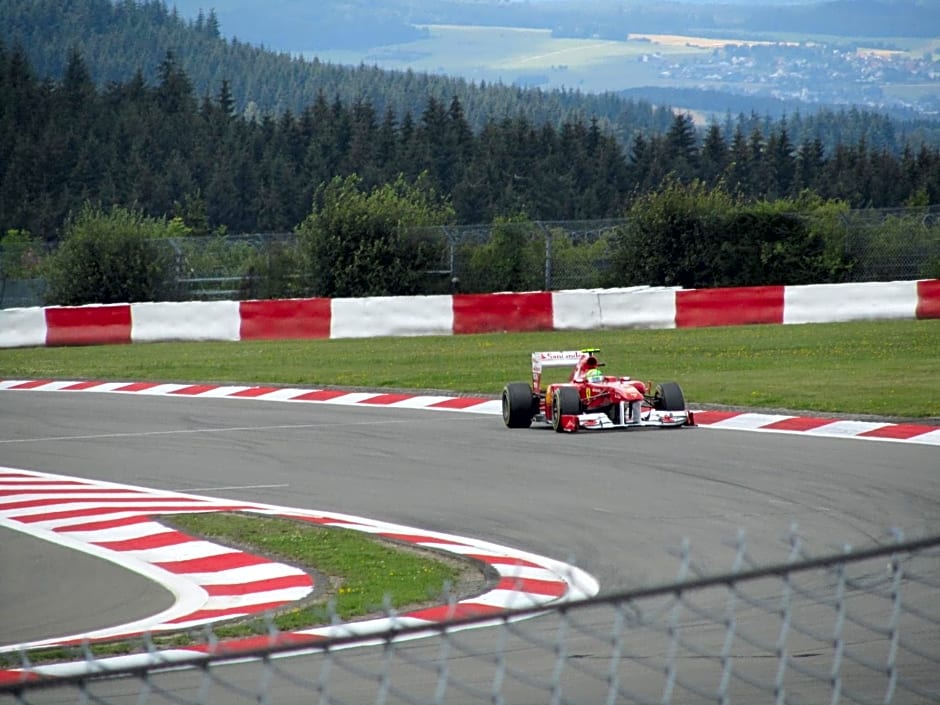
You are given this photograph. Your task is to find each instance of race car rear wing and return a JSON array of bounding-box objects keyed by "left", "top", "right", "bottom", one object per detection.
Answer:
[{"left": 531, "top": 349, "right": 596, "bottom": 393}]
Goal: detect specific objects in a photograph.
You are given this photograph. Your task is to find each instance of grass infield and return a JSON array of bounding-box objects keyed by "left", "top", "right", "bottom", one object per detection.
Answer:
[{"left": 168, "top": 512, "right": 471, "bottom": 632}]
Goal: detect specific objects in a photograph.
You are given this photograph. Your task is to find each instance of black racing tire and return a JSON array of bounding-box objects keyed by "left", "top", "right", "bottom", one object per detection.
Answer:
[
  {"left": 502, "top": 382, "right": 535, "bottom": 428},
  {"left": 653, "top": 381, "right": 686, "bottom": 412},
  {"left": 551, "top": 386, "right": 582, "bottom": 433}
]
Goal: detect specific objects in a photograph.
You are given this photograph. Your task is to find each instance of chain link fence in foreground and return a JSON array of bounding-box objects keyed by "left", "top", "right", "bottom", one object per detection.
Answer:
[{"left": 3, "top": 530, "right": 938, "bottom": 705}]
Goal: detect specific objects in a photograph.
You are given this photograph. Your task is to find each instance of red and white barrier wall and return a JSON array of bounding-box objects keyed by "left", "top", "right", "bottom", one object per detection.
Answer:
[{"left": 1, "top": 280, "right": 938, "bottom": 349}]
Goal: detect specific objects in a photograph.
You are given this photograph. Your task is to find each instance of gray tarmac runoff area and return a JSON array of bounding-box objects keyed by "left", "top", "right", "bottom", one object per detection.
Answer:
[{"left": 0, "top": 390, "right": 938, "bottom": 703}]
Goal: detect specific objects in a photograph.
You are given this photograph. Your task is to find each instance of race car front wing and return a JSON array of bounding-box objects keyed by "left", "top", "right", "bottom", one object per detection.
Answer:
[{"left": 555, "top": 405, "right": 694, "bottom": 433}]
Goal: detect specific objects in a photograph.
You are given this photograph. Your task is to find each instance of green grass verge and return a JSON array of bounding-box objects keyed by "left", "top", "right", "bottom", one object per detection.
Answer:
[
  {"left": 1, "top": 513, "right": 469, "bottom": 666},
  {"left": 1, "top": 320, "right": 938, "bottom": 418},
  {"left": 170, "top": 513, "right": 466, "bottom": 629}
]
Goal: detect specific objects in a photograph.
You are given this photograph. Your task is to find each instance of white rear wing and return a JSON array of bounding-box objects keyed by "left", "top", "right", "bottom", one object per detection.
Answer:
[
  {"left": 531, "top": 350, "right": 593, "bottom": 392},
  {"left": 531, "top": 350, "right": 586, "bottom": 374}
]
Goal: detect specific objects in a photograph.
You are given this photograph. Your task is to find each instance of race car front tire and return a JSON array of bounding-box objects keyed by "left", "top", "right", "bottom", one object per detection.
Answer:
[
  {"left": 551, "top": 386, "right": 581, "bottom": 432},
  {"left": 502, "top": 382, "right": 535, "bottom": 428},
  {"left": 653, "top": 381, "right": 686, "bottom": 412}
]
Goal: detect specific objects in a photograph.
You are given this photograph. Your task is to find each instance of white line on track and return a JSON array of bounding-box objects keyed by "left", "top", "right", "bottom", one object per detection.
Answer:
[
  {"left": 0, "top": 419, "right": 415, "bottom": 444},
  {"left": 180, "top": 483, "right": 290, "bottom": 492}
]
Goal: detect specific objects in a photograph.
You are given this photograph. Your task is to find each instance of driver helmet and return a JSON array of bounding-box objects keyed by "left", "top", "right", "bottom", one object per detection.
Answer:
[{"left": 585, "top": 367, "right": 604, "bottom": 382}]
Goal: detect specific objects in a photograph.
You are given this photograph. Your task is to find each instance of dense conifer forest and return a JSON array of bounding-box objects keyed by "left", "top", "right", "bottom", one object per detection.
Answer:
[{"left": 2, "top": 40, "right": 938, "bottom": 242}]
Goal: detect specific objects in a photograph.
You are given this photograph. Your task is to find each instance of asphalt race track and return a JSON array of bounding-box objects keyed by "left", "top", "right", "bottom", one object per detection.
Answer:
[{"left": 1, "top": 390, "right": 938, "bottom": 703}]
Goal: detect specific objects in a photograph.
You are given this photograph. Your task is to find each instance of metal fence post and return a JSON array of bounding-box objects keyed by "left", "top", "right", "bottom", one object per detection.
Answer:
[{"left": 536, "top": 221, "right": 552, "bottom": 291}]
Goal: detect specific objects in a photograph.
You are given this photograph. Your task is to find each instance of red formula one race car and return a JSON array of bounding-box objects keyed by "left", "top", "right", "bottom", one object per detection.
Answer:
[{"left": 501, "top": 348, "right": 694, "bottom": 432}]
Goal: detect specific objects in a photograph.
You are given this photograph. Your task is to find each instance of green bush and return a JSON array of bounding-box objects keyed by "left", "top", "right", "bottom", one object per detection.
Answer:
[
  {"left": 460, "top": 216, "right": 544, "bottom": 293},
  {"left": 792, "top": 194, "right": 855, "bottom": 283},
  {"left": 297, "top": 174, "right": 454, "bottom": 297},
  {"left": 606, "top": 181, "right": 854, "bottom": 288},
  {"left": 238, "top": 239, "right": 307, "bottom": 300},
  {"left": 544, "top": 226, "right": 612, "bottom": 290},
  {"left": 0, "top": 229, "right": 47, "bottom": 307},
  {"left": 843, "top": 209, "right": 940, "bottom": 281},
  {"left": 176, "top": 235, "right": 254, "bottom": 281},
  {"left": 606, "top": 180, "right": 735, "bottom": 288},
  {"left": 718, "top": 202, "right": 829, "bottom": 286},
  {"left": 924, "top": 257, "right": 940, "bottom": 279},
  {"left": 0, "top": 229, "right": 44, "bottom": 279},
  {"left": 43, "top": 205, "right": 179, "bottom": 305}
]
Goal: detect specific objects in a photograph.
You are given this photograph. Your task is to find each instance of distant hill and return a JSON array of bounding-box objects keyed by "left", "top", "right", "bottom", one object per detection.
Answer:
[
  {"left": 1, "top": 0, "right": 675, "bottom": 143},
  {"left": 163, "top": 0, "right": 940, "bottom": 52},
  {"left": 160, "top": 0, "right": 940, "bottom": 120},
  {"left": 618, "top": 87, "right": 930, "bottom": 125},
  {"left": 3, "top": 0, "right": 939, "bottom": 150}
]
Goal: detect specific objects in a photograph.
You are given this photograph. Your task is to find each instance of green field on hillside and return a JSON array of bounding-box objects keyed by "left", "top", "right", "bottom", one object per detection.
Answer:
[
  {"left": 312, "top": 25, "right": 701, "bottom": 92},
  {"left": 1, "top": 320, "right": 938, "bottom": 419},
  {"left": 310, "top": 25, "right": 937, "bottom": 96}
]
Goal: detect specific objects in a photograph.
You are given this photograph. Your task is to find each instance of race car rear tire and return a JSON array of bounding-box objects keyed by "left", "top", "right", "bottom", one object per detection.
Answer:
[
  {"left": 502, "top": 382, "right": 535, "bottom": 428},
  {"left": 551, "top": 386, "right": 581, "bottom": 432},
  {"left": 653, "top": 381, "right": 686, "bottom": 412}
]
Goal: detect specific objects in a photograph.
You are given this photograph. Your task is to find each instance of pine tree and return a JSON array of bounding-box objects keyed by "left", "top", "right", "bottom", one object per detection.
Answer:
[
  {"left": 700, "top": 122, "right": 729, "bottom": 187},
  {"left": 664, "top": 112, "right": 698, "bottom": 182}
]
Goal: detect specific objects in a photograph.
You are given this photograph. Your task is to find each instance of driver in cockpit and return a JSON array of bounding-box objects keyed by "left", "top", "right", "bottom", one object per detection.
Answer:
[{"left": 583, "top": 356, "right": 604, "bottom": 382}]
